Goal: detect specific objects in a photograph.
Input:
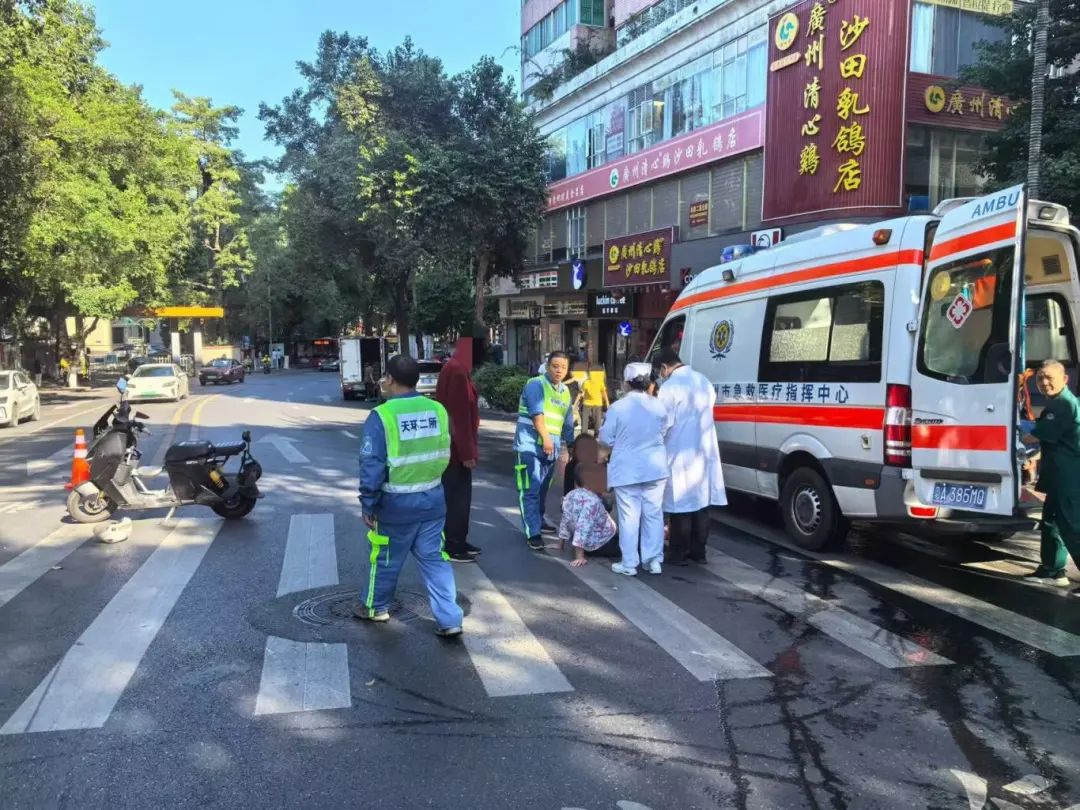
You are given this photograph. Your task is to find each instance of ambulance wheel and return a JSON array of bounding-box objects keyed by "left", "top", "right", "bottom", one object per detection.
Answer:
[{"left": 780, "top": 467, "right": 845, "bottom": 551}]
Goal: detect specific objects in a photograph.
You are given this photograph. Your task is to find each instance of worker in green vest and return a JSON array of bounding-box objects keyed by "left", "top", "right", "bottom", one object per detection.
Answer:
[
  {"left": 1024, "top": 359, "right": 1080, "bottom": 595},
  {"left": 357, "top": 354, "right": 464, "bottom": 635},
  {"left": 515, "top": 351, "right": 575, "bottom": 550}
]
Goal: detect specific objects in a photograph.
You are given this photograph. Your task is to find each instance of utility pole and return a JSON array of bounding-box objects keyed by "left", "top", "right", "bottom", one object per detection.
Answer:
[
  {"left": 267, "top": 277, "right": 273, "bottom": 353},
  {"left": 1027, "top": 0, "right": 1051, "bottom": 199}
]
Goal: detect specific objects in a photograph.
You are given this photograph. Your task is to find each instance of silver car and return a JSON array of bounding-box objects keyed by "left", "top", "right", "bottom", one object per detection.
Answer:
[{"left": 0, "top": 370, "right": 41, "bottom": 427}]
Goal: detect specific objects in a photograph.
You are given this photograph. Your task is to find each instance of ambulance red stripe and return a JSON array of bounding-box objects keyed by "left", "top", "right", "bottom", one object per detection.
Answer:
[
  {"left": 713, "top": 404, "right": 886, "bottom": 430},
  {"left": 911, "top": 424, "right": 1008, "bottom": 451},
  {"left": 927, "top": 221, "right": 1017, "bottom": 262},
  {"left": 671, "top": 249, "right": 925, "bottom": 313}
]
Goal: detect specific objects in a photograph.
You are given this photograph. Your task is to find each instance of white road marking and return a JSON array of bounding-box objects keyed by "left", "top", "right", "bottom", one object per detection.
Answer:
[
  {"left": 341, "top": 431, "right": 358, "bottom": 439},
  {"left": 275, "top": 514, "right": 338, "bottom": 597},
  {"left": 702, "top": 551, "right": 953, "bottom": 668},
  {"left": 494, "top": 505, "right": 768, "bottom": 681},
  {"left": 0, "top": 525, "right": 89, "bottom": 610},
  {"left": 714, "top": 511, "right": 1080, "bottom": 658},
  {"left": 318, "top": 395, "right": 331, "bottom": 403},
  {"left": 455, "top": 563, "right": 574, "bottom": 697},
  {"left": 254, "top": 513, "right": 351, "bottom": 716},
  {"left": 51, "top": 403, "right": 77, "bottom": 411},
  {"left": 25, "top": 444, "right": 74, "bottom": 477},
  {"left": 1, "top": 518, "right": 222, "bottom": 733},
  {"left": 255, "top": 434, "right": 310, "bottom": 464}
]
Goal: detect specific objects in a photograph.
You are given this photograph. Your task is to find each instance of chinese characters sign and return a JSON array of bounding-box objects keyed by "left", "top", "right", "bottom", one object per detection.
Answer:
[
  {"left": 548, "top": 109, "right": 764, "bottom": 212},
  {"left": 763, "top": 0, "right": 908, "bottom": 223},
  {"left": 688, "top": 200, "right": 710, "bottom": 227},
  {"left": 714, "top": 381, "right": 853, "bottom": 405},
  {"left": 603, "top": 227, "right": 675, "bottom": 289},
  {"left": 921, "top": 0, "right": 1012, "bottom": 14},
  {"left": 907, "top": 73, "right": 1014, "bottom": 133},
  {"left": 587, "top": 291, "right": 635, "bottom": 318}
]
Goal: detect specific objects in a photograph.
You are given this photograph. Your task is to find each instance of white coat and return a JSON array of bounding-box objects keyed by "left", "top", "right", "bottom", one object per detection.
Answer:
[
  {"left": 598, "top": 390, "right": 672, "bottom": 488},
  {"left": 657, "top": 365, "right": 727, "bottom": 512}
]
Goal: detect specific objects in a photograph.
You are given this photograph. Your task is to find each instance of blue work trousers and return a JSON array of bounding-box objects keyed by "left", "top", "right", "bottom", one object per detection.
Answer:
[
  {"left": 515, "top": 451, "right": 555, "bottom": 539},
  {"left": 360, "top": 518, "right": 464, "bottom": 630}
]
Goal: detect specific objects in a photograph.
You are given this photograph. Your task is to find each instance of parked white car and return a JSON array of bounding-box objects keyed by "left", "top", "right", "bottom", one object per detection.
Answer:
[
  {"left": 126, "top": 363, "right": 190, "bottom": 402},
  {"left": 0, "top": 370, "right": 41, "bottom": 427}
]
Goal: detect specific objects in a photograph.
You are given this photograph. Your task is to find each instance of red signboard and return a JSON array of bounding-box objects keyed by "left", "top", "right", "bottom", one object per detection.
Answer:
[
  {"left": 548, "top": 109, "right": 765, "bottom": 212},
  {"left": 762, "top": 0, "right": 910, "bottom": 224},
  {"left": 603, "top": 227, "right": 675, "bottom": 289},
  {"left": 906, "top": 72, "right": 1014, "bottom": 133},
  {"left": 688, "top": 200, "right": 710, "bottom": 227}
]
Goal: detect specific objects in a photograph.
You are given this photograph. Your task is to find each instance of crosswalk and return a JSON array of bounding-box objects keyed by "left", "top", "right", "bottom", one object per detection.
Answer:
[{"left": 1, "top": 502, "right": 1079, "bottom": 736}]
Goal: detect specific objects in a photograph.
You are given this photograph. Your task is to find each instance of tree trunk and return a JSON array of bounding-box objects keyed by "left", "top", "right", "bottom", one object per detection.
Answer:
[
  {"left": 473, "top": 252, "right": 489, "bottom": 327},
  {"left": 393, "top": 285, "right": 411, "bottom": 359}
]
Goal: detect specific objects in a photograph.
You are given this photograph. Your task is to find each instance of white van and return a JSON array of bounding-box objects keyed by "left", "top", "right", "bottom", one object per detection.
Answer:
[{"left": 652, "top": 184, "right": 1080, "bottom": 549}]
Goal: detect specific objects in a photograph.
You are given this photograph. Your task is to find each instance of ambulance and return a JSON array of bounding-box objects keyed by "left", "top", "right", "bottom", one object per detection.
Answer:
[{"left": 651, "top": 184, "right": 1080, "bottom": 549}]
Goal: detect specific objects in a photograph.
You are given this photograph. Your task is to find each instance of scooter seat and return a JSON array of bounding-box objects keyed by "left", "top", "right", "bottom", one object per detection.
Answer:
[
  {"left": 165, "top": 441, "right": 212, "bottom": 463},
  {"left": 211, "top": 440, "right": 246, "bottom": 457}
]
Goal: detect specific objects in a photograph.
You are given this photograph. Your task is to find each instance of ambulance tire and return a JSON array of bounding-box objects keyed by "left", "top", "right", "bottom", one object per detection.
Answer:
[{"left": 780, "top": 466, "right": 846, "bottom": 551}]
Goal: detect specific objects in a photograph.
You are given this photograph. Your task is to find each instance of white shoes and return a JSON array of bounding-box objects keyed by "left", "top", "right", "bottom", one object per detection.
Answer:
[
  {"left": 611, "top": 562, "right": 637, "bottom": 576},
  {"left": 646, "top": 559, "right": 662, "bottom": 575}
]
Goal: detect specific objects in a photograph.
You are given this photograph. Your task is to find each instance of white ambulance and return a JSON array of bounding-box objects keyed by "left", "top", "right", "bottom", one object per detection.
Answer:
[{"left": 651, "top": 184, "right": 1080, "bottom": 549}]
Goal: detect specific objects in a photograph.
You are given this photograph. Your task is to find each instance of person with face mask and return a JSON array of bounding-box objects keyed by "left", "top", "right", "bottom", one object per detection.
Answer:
[
  {"left": 653, "top": 347, "right": 727, "bottom": 565},
  {"left": 1023, "top": 359, "right": 1080, "bottom": 594},
  {"left": 515, "top": 351, "right": 575, "bottom": 550}
]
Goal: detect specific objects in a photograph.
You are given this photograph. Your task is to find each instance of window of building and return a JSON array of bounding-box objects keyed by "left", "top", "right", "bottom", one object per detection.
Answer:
[
  {"left": 587, "top": 118, "right": 606, "bottom": 168},
  {"left": 918, "top": 249, "right": 1013, "bottom": 384},
  {"left": 628, "top": 186, "right": 652, "bottom": 233},
  {"left": 908, "top": 2, "right": 1009, "bottom": 78},
  {"left": 905, "top": 126, "right": 987, "bottom": 208},
  {"left": 605, "top": 195, "right": 627, "bottom": 239},
  {"left": 626, "top": 85, "right": 656, "bottom": 154},
  {"left": 586, "top": 200, "right": 605, "bottom": 252},
  {"left": 546, "top": 129, "right": 568, "bottom": 182},
  {"left": 760, "top": 282, "right": 885, "bottom": 383},
  {"left": 579, "top": 0, "right": 605, "bottom": 26},
  {"left": 551, "top": 209, "right": 569, "bottom": 262},
  {"left": 652, "top": 179, "right": 679, "bottom": 229},
  {"left": 567, "top": 206, "right": 587, "bottom": 258},
  {"left": 566, "top": 118, "right": 589, "bottom": 176}
]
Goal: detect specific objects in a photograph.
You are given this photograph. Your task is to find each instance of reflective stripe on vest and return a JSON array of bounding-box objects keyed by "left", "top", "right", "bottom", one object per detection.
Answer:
[
  {"left": 517, "top": 375, "right": 571, "bottom": 436},
  {"left": 375, "top": 396, "right": 451, "bottom": 494}
]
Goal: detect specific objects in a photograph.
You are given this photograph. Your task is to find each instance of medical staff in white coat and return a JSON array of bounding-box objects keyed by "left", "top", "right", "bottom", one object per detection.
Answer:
[
  {"left": 598, "top": 363, "right": 673, "bottom": 576},
  {"left": 654, "top": 347, "right": 727, "bottom": 564}
]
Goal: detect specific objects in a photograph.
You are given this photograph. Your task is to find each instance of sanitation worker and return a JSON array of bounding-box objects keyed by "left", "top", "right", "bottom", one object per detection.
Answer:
[
  {"left": 356, "top": 354, "right": 464, "bottom": 636},
  {"left": 515, "top": 350, "right": 575, "bottom": 550},
  {"left": 1024, "top": 359, "right": 1080, "bottom": 595}
]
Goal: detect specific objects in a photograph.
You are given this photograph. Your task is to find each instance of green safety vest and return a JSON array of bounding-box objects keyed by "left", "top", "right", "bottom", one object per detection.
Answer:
[
  {"left": 518, "top": 375, "right": 571, "bottom": 437},
  {"left": 375, "top": 396, "right": 451, "bottom": 494}
]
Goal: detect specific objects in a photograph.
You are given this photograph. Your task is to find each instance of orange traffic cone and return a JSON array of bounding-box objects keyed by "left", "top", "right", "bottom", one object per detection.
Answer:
[{"left": 65, "top": 428, "right": 90, "bottom": 491}]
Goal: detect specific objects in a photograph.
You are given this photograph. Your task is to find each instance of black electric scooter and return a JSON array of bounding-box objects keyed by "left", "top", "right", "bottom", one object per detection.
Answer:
[{"left": 66, "top": 378, "right": 263, "bottom": 523}]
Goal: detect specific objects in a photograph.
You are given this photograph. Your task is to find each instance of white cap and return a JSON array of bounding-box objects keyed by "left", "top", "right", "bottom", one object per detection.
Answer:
[{"left": 623, "top": 362, "right": 653, "bottom": 382}]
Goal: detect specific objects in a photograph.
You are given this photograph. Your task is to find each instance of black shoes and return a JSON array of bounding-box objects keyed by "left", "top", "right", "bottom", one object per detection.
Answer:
[
  {"left": 447, "top": 549, "right": 477, "bottom": 563},
  {"left": 527, "top": 535, "right": 545, "bottom": 550},
  {"left": 463, "top": 542, "right": 482, "bottom": 556}
]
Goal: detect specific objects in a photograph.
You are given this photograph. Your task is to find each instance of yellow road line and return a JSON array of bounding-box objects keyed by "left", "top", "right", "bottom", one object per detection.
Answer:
[
  {"left": 169, "top": 396, "right": 196, "bottom": 426},
  {"left": 190, "top": 394, "right": 219, "bottom": 426}
]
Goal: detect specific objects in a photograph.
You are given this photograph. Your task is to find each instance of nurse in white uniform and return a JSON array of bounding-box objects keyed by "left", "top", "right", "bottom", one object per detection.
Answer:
[{"left": 598, "top": 363, "right": 673, "bottom": 576}]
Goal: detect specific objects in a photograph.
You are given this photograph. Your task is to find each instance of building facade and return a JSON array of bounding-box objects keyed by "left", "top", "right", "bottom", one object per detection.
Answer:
[{"left": 505, "top": 0, "right": 1014, "bottom": 378}]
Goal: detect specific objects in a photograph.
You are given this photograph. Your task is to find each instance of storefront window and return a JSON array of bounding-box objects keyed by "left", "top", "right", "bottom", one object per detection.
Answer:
[
  {"left": 908, "top": 2, "right": 1009, "bottom": 78},
  {"left": 546, "top": 129, "right": 567, "bottom": 182},
  {"left": 905, "top": 126, "right": 987, "bottom": 208}
]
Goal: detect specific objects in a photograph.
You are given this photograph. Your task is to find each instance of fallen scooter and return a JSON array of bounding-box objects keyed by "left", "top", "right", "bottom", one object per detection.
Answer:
[{"left": 66, "top": 377, "right": 263, "bottom": 523}]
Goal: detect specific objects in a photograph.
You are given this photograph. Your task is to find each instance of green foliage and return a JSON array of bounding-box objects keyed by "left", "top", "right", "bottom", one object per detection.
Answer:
[
  {"left": 963, "top": 1, "right": 1080, "bottom": 211},
  {"left": 412, "top": 265, "right": 476, "bottom": 337},
  {"left": 528, "top": 39, "right": 615, "bottom": 103},
  {"left": 472, "top": 364, "right": 530, "bottom": 412}
]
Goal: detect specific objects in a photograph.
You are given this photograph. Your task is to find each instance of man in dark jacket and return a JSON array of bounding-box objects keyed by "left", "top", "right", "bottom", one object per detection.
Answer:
[{"left": 436, "top": 338, "right": 482, "bottom": 562}]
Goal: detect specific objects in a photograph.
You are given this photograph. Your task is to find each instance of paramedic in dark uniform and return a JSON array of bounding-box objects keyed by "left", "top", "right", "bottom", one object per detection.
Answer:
[{"left": 1024, "top": 359, "right": 1080, "bottom": 594}]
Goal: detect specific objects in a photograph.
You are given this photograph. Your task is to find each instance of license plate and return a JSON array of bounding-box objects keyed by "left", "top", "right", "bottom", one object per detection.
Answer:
[{"left": 931, "top": 483, "right": 988, "bottom": 509}]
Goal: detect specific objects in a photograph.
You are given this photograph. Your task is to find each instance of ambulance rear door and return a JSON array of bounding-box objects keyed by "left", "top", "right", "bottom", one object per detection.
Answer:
[{"left": 909, "top": 184, "right": 1027, "bottom": 516}]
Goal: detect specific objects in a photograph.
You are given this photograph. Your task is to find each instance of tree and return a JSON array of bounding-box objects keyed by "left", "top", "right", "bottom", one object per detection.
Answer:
[
  {"left": 411, "top": 264, "right": 476, "bottom": 338},
  {"left": 963, "top": 1, "right": 1080, "bottom": 211},
  {"left": 422, "top": 57, "right": 548, "bottom": 327}
]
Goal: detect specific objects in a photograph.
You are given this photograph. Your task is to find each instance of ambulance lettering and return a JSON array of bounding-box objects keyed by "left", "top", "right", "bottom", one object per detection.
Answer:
[{"left": 970, "top": 189, "right": 1021, "bottom": 219}]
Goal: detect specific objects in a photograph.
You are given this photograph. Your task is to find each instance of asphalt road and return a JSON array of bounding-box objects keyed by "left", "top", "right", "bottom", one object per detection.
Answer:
[{"left": 0, "top": 369, "right": 1078, "bottom": 809}]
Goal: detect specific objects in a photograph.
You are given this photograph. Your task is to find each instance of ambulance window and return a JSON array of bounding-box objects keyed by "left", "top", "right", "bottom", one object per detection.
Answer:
[
  {"left": 651, "top": 315, "right": 686, "bottom": 363},
  {"left": 918, "top": 247, "right": 1014, "bottom": 384},
  {"left": 1024, "top": 294, "right": 1075, "bottom": 367},
  {"left": 759, "top": 281, "right": 884, "bottom": 382}
]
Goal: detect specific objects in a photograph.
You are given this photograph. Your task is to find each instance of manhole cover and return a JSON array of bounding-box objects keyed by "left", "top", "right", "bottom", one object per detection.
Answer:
[{"left": 293, "top": 587, "right": 469, "bottom": 627}]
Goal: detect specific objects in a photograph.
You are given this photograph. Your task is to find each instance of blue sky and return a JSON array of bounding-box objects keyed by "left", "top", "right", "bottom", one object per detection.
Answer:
[{"left": 89, "top": 0, "right": 522, "bottom": 167}]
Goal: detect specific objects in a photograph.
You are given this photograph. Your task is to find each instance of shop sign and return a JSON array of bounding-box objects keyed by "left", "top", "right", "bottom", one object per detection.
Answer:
[
  {"left": 688, "top": 200, "right": 710, "bottom": 227},
  {"left": 603, "top": 227, "right": 675, "bottom": 289},
  {"left": 588, "top": 291, "right": 635, "bottom": 319},
  {"left": 907, "top": 73, "right": 1014, "bottom": 133},
  {"left": 921, "top": 0, "right": 1012, "bottom": 14},
  {"left": 763, "top": 0, "right": 909, "bottom": 224},
  {"left": 548, "top": 109, "right": 765, "bottom": 212},
  {"left": 509, "top": 300, "right": 541, "bottom": 319}
]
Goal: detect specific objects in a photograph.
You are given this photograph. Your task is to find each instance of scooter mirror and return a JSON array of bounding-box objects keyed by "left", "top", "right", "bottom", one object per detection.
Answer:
[
  {"left": 242, "top": 430, "right": 252, "bottom": 443},
  {"left": 136, "top": 411, "right": 149, "bottom": 419},
  {"left": 116, "top": 378, "right": 128, "bottom": 393}
]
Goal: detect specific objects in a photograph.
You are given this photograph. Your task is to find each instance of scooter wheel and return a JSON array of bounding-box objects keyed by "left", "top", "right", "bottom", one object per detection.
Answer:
[
  {"left": 211, "top": 495, "right": 257, "bottom": 520},
  {"left": 66, "top": 490, "right": 117, "bottom": 524}
]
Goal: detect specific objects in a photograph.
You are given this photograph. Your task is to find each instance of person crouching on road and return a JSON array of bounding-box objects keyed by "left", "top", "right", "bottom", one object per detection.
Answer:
[
  {"left": 1023, "top": 359, "right": 1080, "bottom": 594},
  {"left": 356, "top": 354, "right": 464, "bottom": 637},
  {"left": 598, "top": 363, "right": 672, "bottom": 576},
  {"left": 556, "top": 463, "right": 619, "bottom": 566},
  {"left": 515, "top": 351, "right": 575, "bottom": 550}
]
